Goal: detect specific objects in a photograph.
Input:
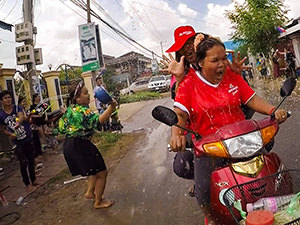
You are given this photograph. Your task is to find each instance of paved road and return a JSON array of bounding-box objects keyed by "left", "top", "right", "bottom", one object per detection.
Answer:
[
  {"left": 96, "top": 94, "right": 300, "bottom": 225},
  {"left": 95, "top": 97, "right": 203, "bottom": 225},
  {"left": 3, "top": 90, "right": 299, "bottom": 225}
]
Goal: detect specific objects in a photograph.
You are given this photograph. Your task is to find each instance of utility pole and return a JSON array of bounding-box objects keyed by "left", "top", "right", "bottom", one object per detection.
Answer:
[
  {"left": 86, "top": 0, "right": 96, "bottom": 87},
  {"left": 159, "top": 41, "right": 167, "bottom": 56},
  {"left": 87, "top": 0, "right": 91, "bottom": 23},
  {"left": 23, "top": 0, "right": 36, "bottom": 97}
]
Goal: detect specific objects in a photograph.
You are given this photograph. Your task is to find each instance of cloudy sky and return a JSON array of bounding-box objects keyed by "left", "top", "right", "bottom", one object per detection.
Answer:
[{"left": 0, "top": 0, "right": 300, "bottom": 72}]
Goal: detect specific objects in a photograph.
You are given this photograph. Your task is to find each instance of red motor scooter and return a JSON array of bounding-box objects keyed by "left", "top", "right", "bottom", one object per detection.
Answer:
[{"left": 152, "top": 77, "right": 298, "bottom": 224}]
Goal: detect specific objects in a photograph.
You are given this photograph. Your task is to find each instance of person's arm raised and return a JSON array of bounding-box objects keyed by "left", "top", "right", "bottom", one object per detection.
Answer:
[
  {"left": 160, "top": 54, "right": 186, "bottom": 83},
  {"left": 98, "top": 99, "right": 117, "bottom": 124},
  {"left": 226, "top": 50, "right": 247, "bottom": 75}
]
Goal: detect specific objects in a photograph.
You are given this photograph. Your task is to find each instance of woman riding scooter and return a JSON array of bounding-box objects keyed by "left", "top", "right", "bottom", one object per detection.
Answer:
[
  {"left": 168, "top": 33, "right": 287, "bottom": 224},
  {"left": 161, "top": 25, "right": 249, "bottom": 197}
]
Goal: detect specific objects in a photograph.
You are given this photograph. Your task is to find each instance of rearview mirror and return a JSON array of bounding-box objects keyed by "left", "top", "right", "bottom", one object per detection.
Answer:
[
  {"left": 152, "top": 106, "right": 178, "bottom": 126},
  {"left": 280, "top": 77, "right": 296, "bottom": 97}
]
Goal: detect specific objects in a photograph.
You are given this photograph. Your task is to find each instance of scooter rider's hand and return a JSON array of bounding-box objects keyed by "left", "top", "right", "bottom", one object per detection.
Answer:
[
  {"left": 160, "top": 54, "right": 185, "bottom": 84},
  {"left": 170, "top": 133, "right": 186, "bottom": 152},
  {"left": 274, "top": 108, "right": 288, "bottom": 124},
  {"left": 109, "top": 99, "right": 118, "bottom": 110}
]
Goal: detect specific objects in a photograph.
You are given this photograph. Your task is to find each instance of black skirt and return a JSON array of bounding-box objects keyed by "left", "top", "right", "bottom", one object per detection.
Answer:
[{"left": 63, "top": 137, "right": 106, "bottom": 176}]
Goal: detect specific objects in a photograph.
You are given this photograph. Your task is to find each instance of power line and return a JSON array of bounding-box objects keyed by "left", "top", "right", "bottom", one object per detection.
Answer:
[
  {"left": 0, "top": 38, "right": 15, "bottom": 44},
  {"left": 124, "top": 0, "right": 161, "bottom": 41},
  {"left": 59, "top": 0, "right": 153, "bottom": 58},
  {"left": 70, "top": 0, "right": 162, "bottom": 58},
  {"left": 165, "top": 0, "right": 225, "bottom": 20},
  {"left": 3, "top": 0, "right": 18, "bottom": 20},
  {"left": 0, "top": 0, "right": 8, "bottom": 11},
  {"left": 133, "top": 2, "right": 222, "bottom": 27},
  {"left": 111, "top": 0, "right": 144, "bottom": 34},
  {"left": 137, "top": 1, "right": 162, "bottom": 41},
  {"left": 91, "top": 0, "right": 133, "bottom": 39}
]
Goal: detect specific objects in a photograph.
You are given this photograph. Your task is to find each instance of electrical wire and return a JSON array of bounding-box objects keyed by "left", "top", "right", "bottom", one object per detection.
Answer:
[
  {"left": 111, "top": 0, "right": 142, "bottom": 33},
  {"left": 70, "top": 0, "right": 162, "bottom": 58},
  {"left": 124, "top": 0, "right": 161, "bottom": 41},
  {"left": 0, "top": 0, "right": 8, "bottom": 11},
  {"left": 136, "top": 1, "right": 162, "bottom": 41},
  {"left": 0, "top": 38, "right": 15, "bottom": 44},
  {"left": 132, "top": 1, "right": 222, "bottom": 27},
  {"left": 3, "top": 0, "right": 18, "bottom": 20},
  {"left": 165, "top": 0, "right": 225, "bottom": 20},
  {"left": 58, "top": 0, "right": 151, "bottom": 59},
  {"left": 91, "top": 0, "right": 132, "bottom": 39}
]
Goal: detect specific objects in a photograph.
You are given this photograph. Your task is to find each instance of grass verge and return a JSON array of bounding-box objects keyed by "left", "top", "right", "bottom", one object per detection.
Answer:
[
  {"left": 44, "top": 131, "right": 140, "bottom": 187},
  {"left": 120, "top": 91, "right": 161, "bottom": 104}
]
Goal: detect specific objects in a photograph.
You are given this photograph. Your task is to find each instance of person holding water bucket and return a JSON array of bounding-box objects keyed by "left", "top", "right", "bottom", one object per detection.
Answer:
[{"left": 58, "top": 80, "right": 117, "bottom": 209}]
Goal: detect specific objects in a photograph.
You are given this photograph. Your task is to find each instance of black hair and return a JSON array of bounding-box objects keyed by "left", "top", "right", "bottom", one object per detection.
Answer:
[
  {"left": 66, "top": 79, "right": 84, "bottom": 106},
  {"left": 32, "top": 93, "right": 39, "bottom": 102},
  {"left": 18, "top": 96, "right": 25, "bottom": 105},
  {"left": 0, "top": 90, "right": 12, "bottom": 100},
  {"left": 195, "top": 36, "right": 226, "bottom": 70},
  {"left": 96, "top": 76, "right": 102, "bottom": 82},
  {"left": 175, "top": 35, "right": 199, "bottom": 75}
]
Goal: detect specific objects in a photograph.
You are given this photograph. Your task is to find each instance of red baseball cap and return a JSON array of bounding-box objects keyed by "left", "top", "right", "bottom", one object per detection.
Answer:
[{"left": 166, "top": 25, "right": 196, "bottom": 53}]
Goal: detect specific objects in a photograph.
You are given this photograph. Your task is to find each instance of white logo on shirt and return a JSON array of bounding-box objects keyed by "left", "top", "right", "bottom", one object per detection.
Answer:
[{"left": 228, "top": 84, "right": 238, "bottom": 95}]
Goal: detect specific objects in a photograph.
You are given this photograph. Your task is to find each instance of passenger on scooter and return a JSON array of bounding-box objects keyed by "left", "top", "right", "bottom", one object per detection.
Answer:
[
  {"left": 168, "top": 34, "right": 287, "bottom": 222},
  {"left": 161, "top": 25, "right": 250, "bottom": 197}
]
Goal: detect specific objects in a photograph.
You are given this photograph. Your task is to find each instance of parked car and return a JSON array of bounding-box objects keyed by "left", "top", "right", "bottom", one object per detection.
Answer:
[
  {"left": 120, "top": 80, "right": 149, "bottom": 95},
  {"left": 165, "top": 74, "right": 172, "bottom": 88},
  {"left": 148, "top": 75, "right": 169, "bottom": 92}
]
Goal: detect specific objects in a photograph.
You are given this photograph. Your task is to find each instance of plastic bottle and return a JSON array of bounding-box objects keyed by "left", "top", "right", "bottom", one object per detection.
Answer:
[
  {"left": 246, "top": 194, "right": 294, "bottom": 213},
  {"left": 16, "top": 196, "right": 24, "bottom": 205}
]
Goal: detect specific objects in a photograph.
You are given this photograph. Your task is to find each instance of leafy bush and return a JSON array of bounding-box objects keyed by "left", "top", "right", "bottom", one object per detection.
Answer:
[{"left": 120, "top": 91, "right": 161, "bottom": 104}]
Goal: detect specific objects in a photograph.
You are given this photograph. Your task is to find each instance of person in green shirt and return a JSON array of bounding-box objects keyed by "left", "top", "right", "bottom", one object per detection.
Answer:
[{"left": 59, "top": 80, "right": 117, "bottom": 209}]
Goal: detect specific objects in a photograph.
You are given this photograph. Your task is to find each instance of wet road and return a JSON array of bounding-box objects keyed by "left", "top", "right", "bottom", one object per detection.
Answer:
[
  {"left": 81, "top": 92, "right": 300, "bottom": 225},
  {"left": 93, "top": 97, "right": 202, "bottom": 225}
]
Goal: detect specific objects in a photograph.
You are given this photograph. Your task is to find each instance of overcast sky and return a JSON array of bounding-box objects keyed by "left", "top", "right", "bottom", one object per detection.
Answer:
[{"left": 0, "top": 0, "right": 300, "bottom": 72}]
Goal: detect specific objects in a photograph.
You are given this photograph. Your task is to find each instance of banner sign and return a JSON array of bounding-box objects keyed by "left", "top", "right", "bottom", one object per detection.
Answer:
[{"left": 78, "top": 22, "right": 100, "bottom": 72}]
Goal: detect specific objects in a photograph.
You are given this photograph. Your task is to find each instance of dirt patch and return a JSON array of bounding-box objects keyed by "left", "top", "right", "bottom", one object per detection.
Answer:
[{"left": 0, "top": 132, "right": 145, "bottom": 225}]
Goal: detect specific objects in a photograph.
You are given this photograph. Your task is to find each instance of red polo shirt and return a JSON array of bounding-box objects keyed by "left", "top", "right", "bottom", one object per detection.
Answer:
[{"left": 174, "top": 68, "right": 255, "bottom": 136}]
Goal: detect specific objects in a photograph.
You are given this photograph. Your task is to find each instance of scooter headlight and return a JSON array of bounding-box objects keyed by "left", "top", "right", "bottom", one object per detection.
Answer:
[{"left": 223, "top": 131, "right": 263, "bottom": 158}]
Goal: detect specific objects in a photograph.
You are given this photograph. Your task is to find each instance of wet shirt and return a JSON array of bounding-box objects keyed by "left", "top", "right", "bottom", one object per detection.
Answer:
[
  {"left": 0, "top": 105, "right": 32, "bottom": 143},
  {"left": 58, "top": 104, "right": 100, "bottom": 139},
  {"left": 174, "top": 68, "right": 255, "bottom": 137}
]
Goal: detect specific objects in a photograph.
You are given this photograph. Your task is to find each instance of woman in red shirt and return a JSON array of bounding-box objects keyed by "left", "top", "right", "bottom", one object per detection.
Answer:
[{"left": 168, "top": 34, "right": 287, "bottom": 223}]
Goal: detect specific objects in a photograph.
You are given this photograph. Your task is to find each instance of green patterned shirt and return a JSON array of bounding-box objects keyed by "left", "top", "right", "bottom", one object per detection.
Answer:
[{"left": 58, "top": 104, "right": 100, "bottom": 139}]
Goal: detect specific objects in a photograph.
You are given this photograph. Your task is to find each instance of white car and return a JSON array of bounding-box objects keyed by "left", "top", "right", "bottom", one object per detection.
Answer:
[
  {"left": 148, "top": 75, "right": 169, "bottom": 92},
  {"left": 165, "top": 74, "right": 172, "bottom": 88},
  {"left": 120, "top": 80, "right": 149, "bottom": 95}
]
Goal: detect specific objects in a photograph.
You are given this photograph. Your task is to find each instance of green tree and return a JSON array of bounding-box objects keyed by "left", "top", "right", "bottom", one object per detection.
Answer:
[
  {"left": 102, "top": 68, "right": 119, "bottom": 93},
  {"left": 227, "top": 0, "right": 289, "bottom": 58},
  {"left": 58, "top": 66, "right": 82, "bottom": 84}
]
